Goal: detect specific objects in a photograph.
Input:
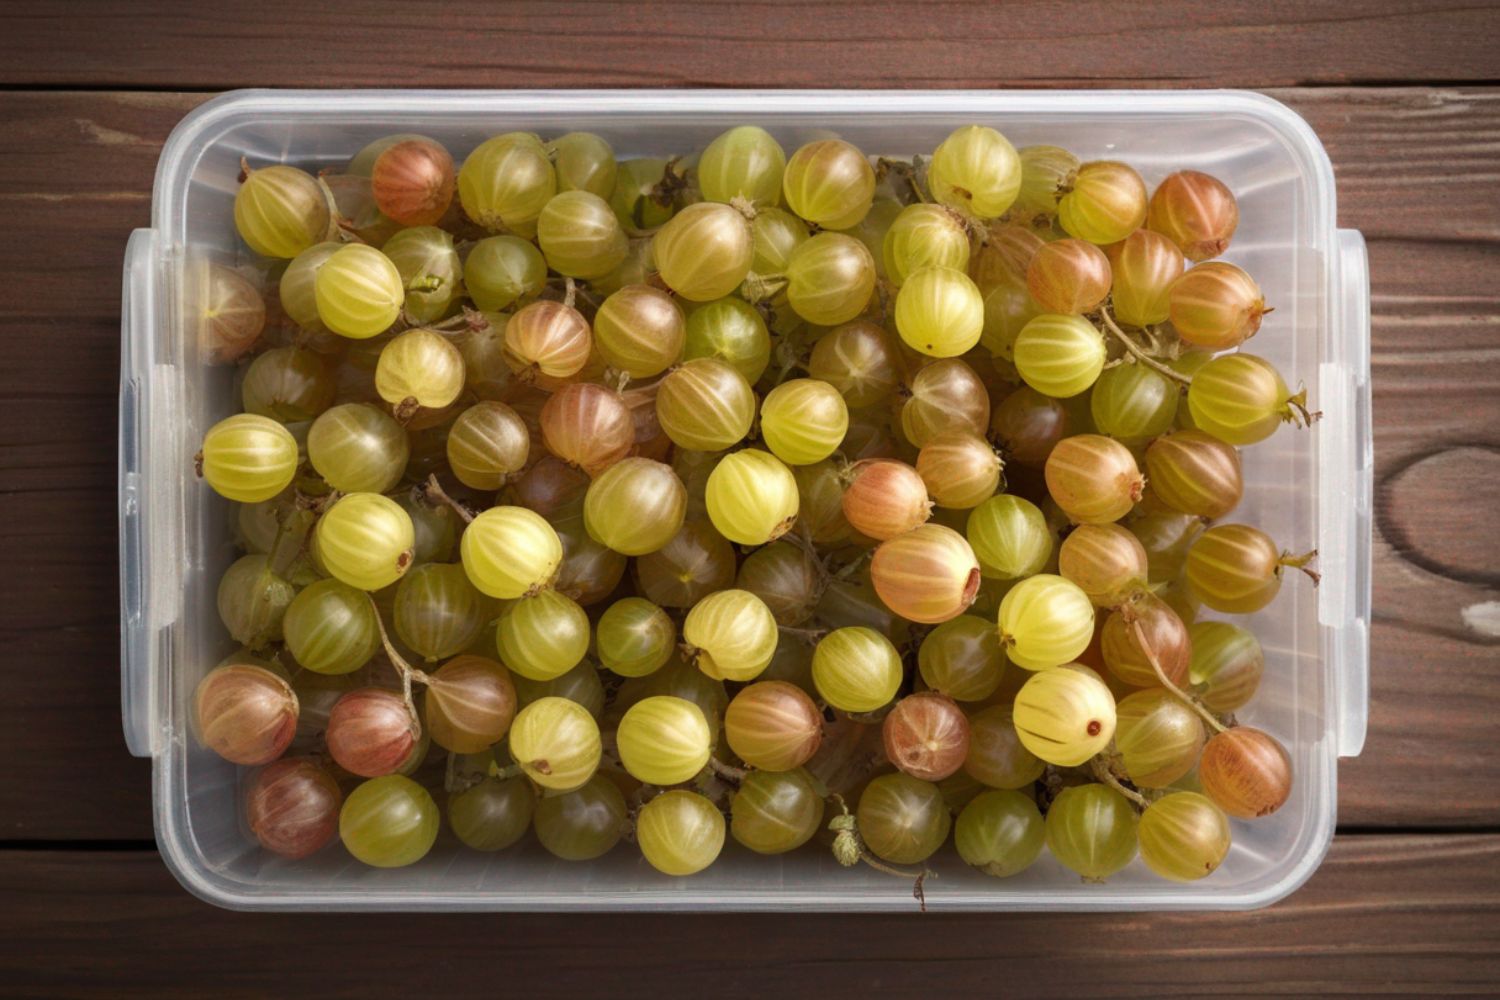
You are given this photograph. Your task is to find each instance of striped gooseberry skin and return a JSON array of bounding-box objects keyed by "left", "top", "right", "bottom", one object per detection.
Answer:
[
  {"left": 900, "top": 358, "right": 992, "bottom": 448},
  {"left": 584, "top": 457, "right": 688, "bottom": 556},
  {"left": 283, "top": 579, "right": 381, "bottom": 676},
  {"left": 682, "top": 589, "right": 779, "bottom": 682},
  {"left": 1198, "top": 726, "right": 1293, "bottom": 819},
  {"left": 893, "top": 265, "right": 985, "bottom": 358},
  {"left": 375, "top": 328, "right": 466, "bottom": 411},
  {"left": 1137, "top": 792, "right": 1230, "bottom": 882},
  {"left": 617, "top": 695, "right": 713, "bottom": 786},
  {"left": 635, "top": 522, "right": 737, "bottom": 609},
  {"left": 393, "top": 563, "right": 490, "bottom": 663},
  {"left": 966, "top": 494, "right": 1052, "bottom": 581},
  {"left": 460, "top": 506, "right": 563, "bottom": 600},
  {"left": 1100, "top": 592, "right": 1192, "bottom": 688},
  {"left": 841, "top": 459, "right": 932, "bottom": 541},
  {"left": 244, "top": 757, "right": 342, "bottom": 859},
  {"left": 996, "top": 574, "right": 1095, "bottom": 671},
  {"left": 882, "top": 691, "right": 971, "bottom": 781},
  {"left": 198, "top": 262, "right": 266, "bottom": 364},
  {"left": 314, "top": 493, "right": 415, "bottom": 592},
  {"left": 705, "top": 449, "right": 799, "bottom": 547},
  {"left": 698, "top": 125, "right": 785, "bottom": 207},
  {"left": 457, "top": 135, "right": 557, "bottom": 233},
  {"left": 194, "top": 664, "right": 299, "bottom": 766},
  {"left": 782, "top": 139, "right": 877, "bottom": 229},
  {"left": 537, "top": 190, "right": 629, "bottom": 279},
  {"left": 1013, "top": 145, "right": 1079, "bottom": 223},
  {"left": 962, "top": 706, "right": 1046, "bottom": 789},
  {"left": 1044, "top": 434, "right": 1145, "bottom": 525},
  {"left": 371, "top": 137, "right": 455, "bottom": 226},
  {"left": 807, "top": 320, "right": 903, "bottom": 408},
  {"left": 883, "top": 202, "right": 970, "bottom": 285},
  {"left": 326, "top": 687, "right": 418, "bottom": 778},
  {"left": 653, "top": 202, "right": 754, "bottom": 301},
  {"left": 655, "top": 357, "right": 756, "bottom": 452},
  {"left": 928, "top": 125, "right": 1022, "bottom": 220},
  {"left": 234, "top": 164, "right": 330, "bottom": 259},
  {"left": 540, "top": 383, "right": 634, "bottom": 477},
  {"left": 314, "top": 244, "right": 405, "bottom": 339},
  {"left": 724, "top": 680, "right": 824, "bottom": 771},
  {"left": 1057, "top": 161, "right": 1148, "bottom": 246},
  {"left": 870, "top": 524, "right": 983, "bottom": 625},
  {"left": 1169, "top": 262, "right": 1266, "bottom": 350},
  {"left": 199, "top": 413, "right": 298, "bottom": 503},
  {"left": 637, "top": 789, "right": 726, "bottom": 876},
  {"left": 1186, "top": 353, "right": 1295, "bottom": 446},
  {"left": 508, "top": 696, "right": 602, "bottom": 792},
  {"left": 1012, "top": 666, "right": 1116, "bottom": 767},
  {"left": 1012, "top": 314, "right": 1107, "bottom": 399},
  {"left": 1057, "top": 522, "right": 1149, "bottom": 608},
  {"left": 857, "top": 773, "right": 952, "bottom": 866},
  {"left": 1185, "top": 523, "right": 1293, "bottom": 614},
  {"left": 916, "top": 430, "right": 1003, "bottom": 510},
  {"left": 1147, "top": 170, "right": 1240, "bottom": 262},
  {"left": 918, "top": 615, "right": 1006, "bottom": 703},
  {"left": 1046, "top": 782, "right": 1138, "bottom": 879},
  {"left": 811, "top": 626, "right": 903, "bottom": 713},
  {"left": 1089, "top": 363, "right": 1179, "bottom": 443},
  {"left": 786, "top": 232, "right": 877, "bottom": 327},
  {"left": 991, "top": 386, "right": 1070, "bottom": 467},
  {"left": 308, "top": 403, "right": 410, "bottom": 495},
  {"left": 759, "top": 378, "right": 849, "bottom": 466},
  {"left": 1146, "top": 430, "right": 1244, "bottom": 520},
  {"left": 730, "top": 767, "right": 825, "bottom": 856},
  {"left": 592, "top": 284, "right": 685, "bottom": 378},
  {"left": 503, "top": 300, "right": 593, "bottom": 380},
  {"left": 972, "top": 222, "right": 1045, "bottom": 292},
  {"left": 496, "top": 590, "right": 590, "bottom": 682},
  {"left": 447, "top": 401, "right": 531, "bottom": 490},
  {"left": 1114, "top": 689, "right": 1205, "bottom": 789},
  {"left": 423, "top": 656, "right": 516, "bottom": 749},
  {"left": 1025, "top": 238, "right": 1112, "bottom": 315},
  {"left": 1107, "top": 228, "right": 1185, "bottom": 328},
  {"left": 1188, "top": 621, "right": 1265, "bottom": 712}
]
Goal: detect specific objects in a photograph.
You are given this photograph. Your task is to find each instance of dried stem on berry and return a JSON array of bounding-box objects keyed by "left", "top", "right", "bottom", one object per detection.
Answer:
[{"left": 1099, "top": 308, "right": 1193, "bottom": 386}]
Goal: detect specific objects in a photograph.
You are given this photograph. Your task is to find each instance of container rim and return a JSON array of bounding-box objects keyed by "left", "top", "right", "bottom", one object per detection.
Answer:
[{"left": 153, "top": 88, "right": 1336, "bottom": 238}]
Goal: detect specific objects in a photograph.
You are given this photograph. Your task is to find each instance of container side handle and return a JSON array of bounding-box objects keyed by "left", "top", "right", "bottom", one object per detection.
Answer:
[
  {"left": 120, "top": 228, "right": 158, "bottom": 758},
  {"left": 1317, "top": 230, "right": 1372, "bottom": 758}
]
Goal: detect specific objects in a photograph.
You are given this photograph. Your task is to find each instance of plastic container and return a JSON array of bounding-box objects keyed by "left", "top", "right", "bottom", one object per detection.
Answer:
[{"left": 119, "top": 89, "right": 1371, "bottom": 911}]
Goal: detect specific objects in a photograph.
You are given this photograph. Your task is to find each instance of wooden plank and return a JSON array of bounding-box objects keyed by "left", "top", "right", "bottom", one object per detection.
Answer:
[
  {"left": 0, "top": 88, "right": 1497, "bottom": 838},
  {"left": 0, "top": 835, "right": 1495, "bottom": 995},
  {"left": 3, "top": 1, "right": 1500, "bottom": 90}
]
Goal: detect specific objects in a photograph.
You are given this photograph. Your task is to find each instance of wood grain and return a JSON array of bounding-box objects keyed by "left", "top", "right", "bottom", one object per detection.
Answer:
[
  {"left": 3, "top": 1, "right": 1500, "bottom": 90},
  {"left": 0, "top": 86, "right": 1497, "bottom": 840},
  {"left": 0, "top": 835, "right": 1495, "bottom": 996}
]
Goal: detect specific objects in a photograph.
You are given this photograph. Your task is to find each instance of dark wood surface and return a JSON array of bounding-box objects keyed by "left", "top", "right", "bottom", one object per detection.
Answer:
[{"left": 0, "top": 1, "right": 1497, "bottom": 995}]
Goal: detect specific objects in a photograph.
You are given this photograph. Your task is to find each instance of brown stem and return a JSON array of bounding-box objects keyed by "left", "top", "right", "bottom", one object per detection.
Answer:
[
  {"left": 707, "top": 756, "right": 749, "bottom": 784},
  {"left": 1089, "top": 756, "right": 1150, "bottom": 810},
  {"left": 777, "top": 623, "right": 830, "bottom": 645},
  {"left": 1129, "top": 619, "right": 1228, "bottom": 735},
  {"left": 1281, "top": 548, "right": 1322, "bottom": 586},
  {"left": 420, "top": 474, "right": 475, "bottom": 524},
  {"left": 1099, "top": 309, "right": 1194, "bottom": 387},
  {"left": 366, "top": 594, "right": 423, "bottom": 732}
]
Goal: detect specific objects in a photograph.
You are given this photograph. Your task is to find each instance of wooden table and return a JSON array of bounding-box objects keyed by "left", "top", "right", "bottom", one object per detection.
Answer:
[{"left": 2, "top": 2, "right": 1497, "bottom": 994}]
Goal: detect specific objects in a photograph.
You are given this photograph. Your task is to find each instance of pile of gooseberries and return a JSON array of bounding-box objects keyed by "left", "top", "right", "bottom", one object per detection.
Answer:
[{"left": 193, "top": 123, "right": 1316, "bottom": 903}]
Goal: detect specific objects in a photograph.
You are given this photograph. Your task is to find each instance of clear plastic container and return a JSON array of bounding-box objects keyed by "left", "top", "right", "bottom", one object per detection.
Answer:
[{"left": 119, "top": 89, "right": 1371, "bottom": 911}]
